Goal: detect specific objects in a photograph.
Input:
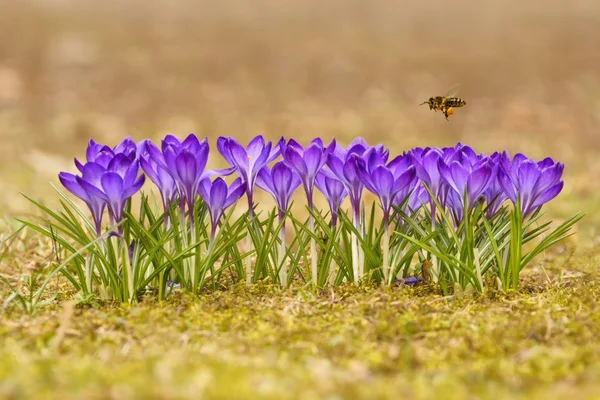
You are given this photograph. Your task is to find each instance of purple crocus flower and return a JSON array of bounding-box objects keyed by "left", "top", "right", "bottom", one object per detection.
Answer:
[
  {"left": 410, "top": 147, "right": 448, "bottom": 207},
  {"left": 217, "top": 135, "right": 283, "bottom": 217},
  {"left": 438, "top": 153, "right": 496, "bottom": 213},
  {"left": 60, "top": 150, "right": 145, "bottom": 235},
  {"left": 499, "top": 153, "right": 564, "bottom": 217},
  {"left": 356, "top": 155, "right": 416, "bottom": 227},
  {"left": 59, "top": 166, "right": 107, "bottom": 236},
  {"left": 146, "top": 134, "right": 232, "bottom": 225},
  {"left": 483, "top": 152, "right": 509, "bottom": 217},
  {"left": 256, "top": 161, "right": 301, "bottom": 220},
  {"left": 315, "top": 172, "right": 348, "bottom": 227},
  {"left": 282, "top": 138, "right": 336, "bottom": 209},
  {"left": 74, "top": 137, "right": 138, "bottom": 172},
  {"left": 139, "top": 140, "right": 177, "bottom": 216},
  {"left": 198, "top": 177, "right": 245, "bottom": 242},
  {"left": 324, "top": 138, "right": 380, "bottom": 222}
]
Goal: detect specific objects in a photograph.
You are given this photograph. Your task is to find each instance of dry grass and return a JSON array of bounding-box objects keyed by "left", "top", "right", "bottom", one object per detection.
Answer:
[{"left": 1, "top": 1, "right": 600, "bottom": 398}]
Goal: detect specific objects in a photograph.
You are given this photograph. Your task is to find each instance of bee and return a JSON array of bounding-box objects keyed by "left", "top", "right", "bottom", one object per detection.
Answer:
[{"left": 420, "top": 89, "right": 466, "bottom": 121}]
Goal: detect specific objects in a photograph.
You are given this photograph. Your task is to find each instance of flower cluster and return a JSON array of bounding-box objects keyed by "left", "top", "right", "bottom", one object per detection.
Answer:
[{"left": 54, "top": 134, "right": 571, "bottom": 297}]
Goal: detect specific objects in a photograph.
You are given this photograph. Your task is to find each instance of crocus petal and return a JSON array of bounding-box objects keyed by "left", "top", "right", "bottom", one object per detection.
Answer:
[
  {"left": 228, "top": 140, "right": 250, "bottom": 171},
  {"left": 194, "top": 142, "right": 209, "bottom": 176},
  {"left": 59, "top": 172, "right": 90, "bottom": 201},
  {"left": 529, "top": 181, "right": 564, "bottom": 213},
  {"left": 224, "top": 178, "right": 245, "bottom": 208},
  {"left": 284, "top": 147, "right": 308, "bottom": 177},
  {"left": 163, "top": 146, "right": 180, "bottom": 182},
  {"left": 198, "top": 178, "right": 211, "bottom": 201},
  {"left": 123, "top": 162, "right": 140, "bottom": 188},
  {"left": 216, "top": 137, "right": 234, "bottom": 166},
  {"left": 175, "top": 151, "right": 198, "bottom": 191},
  {"left": 499, "top": 171, "right": 517, "bottom": 204},
  {"left": 467, "top": 164, "right": 493, "bottom": 206},
  {"left": 448, "top": 162, "right": 469, "bottom": 195},
  {"left": 122, "top": 175, "right": 145, "bottom": 199},
  {"left": 246, "top": 135, "right": 266, "bottom": 160},
  {"left": 392, "top": 167, "right": 416, "bottom": 194},
  {"left": 256, "top": 167, "right": 276, "bottom": 197},
  {"left": 303, "top": 143, "right": 324, "bottom": 177},
  {"left": 140, "top": 157, "right": 161, "bottom": 187},
  {"left": 81, "top": 162, "right": 107, "bottom": 188},
  {"left": 210, "top": 178, "right": 228, "bottom": 212},
  {"left": 267, "top": 137, "right": 285, "bottom": 163},
  {"left": 253, "top": 142, "right": 273, "bottom": 172},
  {"left": 101, "top": 172, "right": 124, "bottom": 204},
  {"left": 203, "top": 166, "right": 237, "bottom": 177}
]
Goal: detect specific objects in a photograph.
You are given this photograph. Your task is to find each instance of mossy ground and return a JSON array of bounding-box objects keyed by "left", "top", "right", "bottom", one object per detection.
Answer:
[{"left": 2, "top": 249, "right": 600, "bottom": 399}]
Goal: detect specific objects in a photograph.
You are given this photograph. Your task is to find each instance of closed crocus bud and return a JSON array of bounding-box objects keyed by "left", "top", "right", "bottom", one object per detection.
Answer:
[
  {"left": 314, "top": 172, "right": 348, "bottom": 227},
  {"left": 198, "top": 177, "right": 245, "bottom": 241},
  {"left": 256, "top": 161, "right": 301, "bottom": 220}
]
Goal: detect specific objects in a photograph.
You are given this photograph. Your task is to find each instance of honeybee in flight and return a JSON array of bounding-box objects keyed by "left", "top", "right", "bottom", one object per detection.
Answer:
[{"left": 420, "top": 88, "right": 466, "bottom": 121}]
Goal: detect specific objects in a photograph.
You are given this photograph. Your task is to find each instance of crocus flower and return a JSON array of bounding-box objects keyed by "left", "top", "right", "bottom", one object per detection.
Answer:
[
  {"left": 315, "top": 172, "right": 348, "bottom": 227},
  {"left": 357, "top": 156, "right": 416, "bottom": 227},
  {"left": 59, "top": 165, "right": 107, "bottom": 236},
  {"left": 60, "top": 152, "right": 145, "bottom": 235},
  {"left": 483, "top": 152, "right": 509, "bottom": 217},
  {"left": 139, "top": 140, "right": 177, "bottom": 216},
  {"left": 146, "top": 134, "right": 234, "bottom": 226},
  {"left": 438, "top": 154, "right": 496, "bottom": 213},
  {"left": 410, "top": 147, "right": 448, "bottom": 210},
  {"left": 198, "top": 177, "right": 245, "bottom": 242},
  {"left": 217, "top": 135, "right": 283, "bottom": 216},
  {"left": 256, "top": 161, "right": 301, "bottom": 220},
  {"left": 499, "top": 153, "right": 564, "bottom": 217},
  {"left": 282, "top": 138, "right": 335, "bottom": 208},
  {"left": 324, "top": 137, "right": 381, "bottom": 222},
  {"left": 256, "top": 161, "right": 301, "bottom": 287},
  {"left": 74, "top": 137, "right": 138, "bottom": 172}
]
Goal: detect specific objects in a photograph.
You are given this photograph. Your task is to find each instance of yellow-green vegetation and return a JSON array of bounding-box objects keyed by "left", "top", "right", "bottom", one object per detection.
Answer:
[{"left": 2, "top": 242, "right": 600, "bottom": 399}]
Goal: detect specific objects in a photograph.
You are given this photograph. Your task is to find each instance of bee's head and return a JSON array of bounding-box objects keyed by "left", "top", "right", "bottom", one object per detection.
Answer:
[{"left": 420, "top": 98, "right": 434, "bottom": 107}]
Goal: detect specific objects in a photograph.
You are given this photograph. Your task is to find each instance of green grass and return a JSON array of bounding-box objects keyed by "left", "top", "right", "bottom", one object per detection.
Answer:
[{"left": 2, "top": 255, "right": 600, "bottom": 399}]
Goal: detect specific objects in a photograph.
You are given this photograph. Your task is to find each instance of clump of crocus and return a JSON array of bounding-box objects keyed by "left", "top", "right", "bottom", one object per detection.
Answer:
[
  {"left": 145, "top": 134, "right": 210, "bottom": 227},
  {"left": 438, "top": 149, "right": 496, "bottom": 223},
  {"left": 256, "top": 161, "right": 301, "bottom": 286},
  {"left": 198, "top": 177, "right": 245, "bottom": 245},
  {"left": 282, "top": 138, "right": 335, "bottom": 285},
  {"left": 324, "top": 138, "right": 382, "bottom": 281},
  {"left": 217, "top": 135, "right": 283, "bottom": 283},
  {"left": 59, "top": 138, "right": 145, "bottom": 236},
  {"left": 357, "top": 153, "right": 416, "bottom": 283},
  {"left": 315, "top": 172, "right": 348, "bottom": 228}
]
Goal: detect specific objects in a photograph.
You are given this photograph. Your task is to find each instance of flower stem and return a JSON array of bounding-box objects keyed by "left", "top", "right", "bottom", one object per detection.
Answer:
[
  {"left": 309, "top": 214, "right": 317, "bottom": 286},
  {"left": 352, "top": 206, "right": 360, "bottom": 283},
  {"left": 278, "top": 219, "right": 287, "bottom": 287},
  {"left": 246, "top": 190, "right": 254, "bottom": 284},
  {"left": 382, "top": 217, "right": 390, "bottom": 285}
]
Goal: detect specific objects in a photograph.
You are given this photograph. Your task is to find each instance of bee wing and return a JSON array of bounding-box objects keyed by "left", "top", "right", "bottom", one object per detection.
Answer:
[{"left": 443, "top": 83, "right": 461, "bottom": 98}]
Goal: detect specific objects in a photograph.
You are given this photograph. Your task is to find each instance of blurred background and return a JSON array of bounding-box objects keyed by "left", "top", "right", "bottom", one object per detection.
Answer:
[{"left": 1, "top": 0, "right": 599, "bottom": 241}]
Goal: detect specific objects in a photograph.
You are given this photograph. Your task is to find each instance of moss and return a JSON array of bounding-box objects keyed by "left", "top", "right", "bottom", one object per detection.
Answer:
[{"left": 1, "top": 259, "right": 599, "bottom": 399}]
